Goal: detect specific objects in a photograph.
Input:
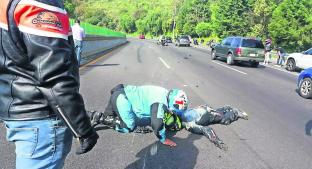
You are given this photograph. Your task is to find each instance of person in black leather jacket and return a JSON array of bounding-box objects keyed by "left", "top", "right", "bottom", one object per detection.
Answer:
[{"left": 0, "top": 0, "right": 98, "bottom": 168}]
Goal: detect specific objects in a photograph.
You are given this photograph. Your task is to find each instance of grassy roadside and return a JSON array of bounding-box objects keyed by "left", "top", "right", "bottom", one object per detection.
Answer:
[{"left": 70, "top": 19, "right": 125, "bottom": 38}]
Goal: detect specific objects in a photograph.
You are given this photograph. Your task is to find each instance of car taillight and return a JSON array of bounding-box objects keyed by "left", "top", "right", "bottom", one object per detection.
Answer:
[{"left": 235, "top": 48, "right": 242, "bottom": 56}]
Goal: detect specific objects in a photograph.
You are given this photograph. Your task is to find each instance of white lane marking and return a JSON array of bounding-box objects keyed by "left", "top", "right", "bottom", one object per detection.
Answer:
[
  {"left": 212, "top": 61, "right": 247, "bottom": 75},
  {"left": 158, "top": 57, "right": 171, "bottom": 69},
  {"left": 260, "top": 63, "right": 298, "bottom": 76}
]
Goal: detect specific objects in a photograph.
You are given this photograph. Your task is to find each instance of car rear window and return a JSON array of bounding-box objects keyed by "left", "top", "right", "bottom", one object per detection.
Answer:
[
  {"left": 242, "top": 39, "right": 264, "bottom": 48},
  {"left": 180, "top": 36, "right": 189, "bottom": 40}
]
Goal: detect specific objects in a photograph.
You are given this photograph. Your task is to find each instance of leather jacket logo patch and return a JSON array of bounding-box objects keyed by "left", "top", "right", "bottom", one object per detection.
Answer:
[{"left": 32, "top": 12, "right": 63, "bottom": 30}]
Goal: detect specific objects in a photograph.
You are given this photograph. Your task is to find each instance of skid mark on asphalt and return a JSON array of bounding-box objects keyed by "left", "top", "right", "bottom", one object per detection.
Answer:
[
  {"left": 212, "top": 61, "right": 247, "bottom": 75},
  {"left": 158, "top": 57, "right": 171, "bottom": 69}
]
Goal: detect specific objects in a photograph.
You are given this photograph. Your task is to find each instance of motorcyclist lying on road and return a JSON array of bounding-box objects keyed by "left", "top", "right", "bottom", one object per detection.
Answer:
[
  {"left": 89, "top": 84, "right": 188, "bottom": 147},
  {"left": 171, "top": 104, "right": 248, "bottom": 151},
  {"left": 90, "top": 84, "right": 248, "bottom": 150}
]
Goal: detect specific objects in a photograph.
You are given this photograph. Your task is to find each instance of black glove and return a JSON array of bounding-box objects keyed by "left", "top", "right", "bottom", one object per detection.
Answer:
[{"left": 76, "top": 128, "right": 99, "bottom": 155}]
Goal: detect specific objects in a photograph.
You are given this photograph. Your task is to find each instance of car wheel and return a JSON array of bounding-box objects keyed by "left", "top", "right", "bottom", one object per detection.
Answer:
[
  {"left": 299, "top": 78, "right": 312, "bottom": 99},
  {"left": 211, "top": 50, "right": 217, "bottom": 60},
  {"left": 226, "top": 53, "right": 234, "bottom": 65},
  {"left": 286, "top": 59, "right": 296, "bottom": 71},
  {"left": 251, "top": 62, "right": 259, "bottom": 67}
]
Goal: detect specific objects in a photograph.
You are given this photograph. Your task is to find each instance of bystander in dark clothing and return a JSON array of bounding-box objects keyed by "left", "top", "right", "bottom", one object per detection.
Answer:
[{"left": 0, "top": 1, "right": 98, "bottom": 168}]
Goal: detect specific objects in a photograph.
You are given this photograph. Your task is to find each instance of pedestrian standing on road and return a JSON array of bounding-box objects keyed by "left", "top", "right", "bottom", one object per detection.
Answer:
[
  {"left": 90, "top": 84, "right": 188, "bottom": 147},
  {"left": 72, "top": 19, "right": 86, "bottom": 65},
  {"left": 277, "top": 47, "right": 287, "bottom": 66},
  {"left": 264, "top": 38, "right": 272, "bottom": 65},
  {"left": 0, "top": 1, "right": 98, "bottom": 169}
]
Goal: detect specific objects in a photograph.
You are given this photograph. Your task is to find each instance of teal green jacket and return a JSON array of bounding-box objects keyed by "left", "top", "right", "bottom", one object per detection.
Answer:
[{"left": 117, "top": 85, "right": 169, "bottom": 142}]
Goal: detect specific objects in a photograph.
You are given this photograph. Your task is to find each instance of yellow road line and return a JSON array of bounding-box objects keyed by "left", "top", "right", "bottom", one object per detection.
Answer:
[{"left": 79, "top": 54, "right": 108, "bottom": 70}]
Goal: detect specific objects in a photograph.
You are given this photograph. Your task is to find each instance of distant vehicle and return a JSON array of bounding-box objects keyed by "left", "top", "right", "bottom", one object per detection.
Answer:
[
  {"left": 139, "top": 34, "right": 145, "bottom": 39},
  {"left": 297, "top": 67, "right": 312, "bottom": 99},
  {"left": 157, "top": 35, "right": 168, "bottom": 46},
  {"left": 175, "top": 35, "right": 191, "bottom": 47},
  {"left": 165, "top": 37, "right": 172, "bottom": 43},
  {"left": 211, "top": 36, "right": 265, "bottom": 67},
  {"left": 286, "top": 48, "right": 312, "bottom": 71}
]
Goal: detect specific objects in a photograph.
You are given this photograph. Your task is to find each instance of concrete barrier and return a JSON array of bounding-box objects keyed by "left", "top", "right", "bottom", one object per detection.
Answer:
[{"left": 80, "top": 35, "right": 127, "bottom": 65}]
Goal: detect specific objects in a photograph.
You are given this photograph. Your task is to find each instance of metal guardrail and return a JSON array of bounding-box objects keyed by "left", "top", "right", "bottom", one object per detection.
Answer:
[{"left": 80, "top": 35, "right": 127, "bottom": 65}]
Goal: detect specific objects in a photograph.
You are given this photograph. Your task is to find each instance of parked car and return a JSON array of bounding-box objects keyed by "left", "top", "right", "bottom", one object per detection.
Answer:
[
  {"left": 285, "top": 48, "right": 312, "bottom": 71},
  {"left": 211, "top": 36, "right": 265, "bottom": 67},
  {"left": 165, "top": 37, "right": 172, "bottom": 43},
  {"left": 297, "top": 67, "right": 312, "bottom": 99},
  {"left": 175, "top": 35, "right": 191, "bottom": 47},
  {"left": 139, "top": 34, "right": 145, "bottom": 39}
]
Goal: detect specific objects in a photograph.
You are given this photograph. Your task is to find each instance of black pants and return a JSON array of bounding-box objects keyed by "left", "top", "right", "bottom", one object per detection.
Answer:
[{"left": 103, "top": 84, "right": 128, "bottom": 129}]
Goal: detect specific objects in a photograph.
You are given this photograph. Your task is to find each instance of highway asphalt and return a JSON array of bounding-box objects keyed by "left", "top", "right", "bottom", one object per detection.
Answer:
[{"left": 0, "top": 38, "right": 311, "bottom": 169}]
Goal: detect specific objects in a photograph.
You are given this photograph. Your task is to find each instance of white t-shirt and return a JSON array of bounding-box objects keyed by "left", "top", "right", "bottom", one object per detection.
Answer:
[{"left": 72, "top": 23, "right": 85, "bottom": 41}]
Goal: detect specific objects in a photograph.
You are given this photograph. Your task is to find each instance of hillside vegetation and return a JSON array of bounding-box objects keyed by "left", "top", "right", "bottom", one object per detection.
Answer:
[{"left": 65, "top": 0, "right": 312, "bottom": 52}]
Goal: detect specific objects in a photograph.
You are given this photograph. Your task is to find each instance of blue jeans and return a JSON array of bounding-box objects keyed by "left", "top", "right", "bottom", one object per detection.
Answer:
[
  {"left": 74, "top": 40, "right": 83, "bottom": 65},
  {"left": 277, "top": 54, "right": 286, "bottom": 65},
  {"left": 4, "top": 117, "right": 73, "bottom": 169}
]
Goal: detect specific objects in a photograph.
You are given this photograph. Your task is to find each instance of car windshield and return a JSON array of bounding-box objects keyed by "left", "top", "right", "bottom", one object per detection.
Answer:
[
  {"left": 180, "top": 36, "right": 189, "bottom": 40},
  {"left": 242, "top": 39, "right": 264, "bottom": 48}
]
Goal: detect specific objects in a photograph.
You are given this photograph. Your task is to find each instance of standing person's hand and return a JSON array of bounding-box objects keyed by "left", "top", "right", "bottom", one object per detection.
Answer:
[
  {"left": 76, "top": 128, "right": 99, "bottom": 155},
  {"left": 162, "top": 138, "right": 177, "bottom": 147}
]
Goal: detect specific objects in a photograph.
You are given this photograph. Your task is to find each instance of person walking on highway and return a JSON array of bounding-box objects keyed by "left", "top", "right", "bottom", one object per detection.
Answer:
[
  {"left": 72, "top": 19, "right": 86, "bottom": 65},
  {"left": 0, "top": 1, "right": 98, "bottom": 169},
  {"left": 90, "top": 84, "right": 188, "bottom": 147},
  {"left": 264, "top": 38, "right": 272, "bottom": 65}
]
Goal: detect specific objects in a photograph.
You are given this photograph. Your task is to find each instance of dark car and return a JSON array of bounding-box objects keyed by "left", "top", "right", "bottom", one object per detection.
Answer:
[
  {"left": 298, "top": 67, "right": 312, "bottom": 99},
  {"left": 175, "top": 35, "right": 191, "bottom": 47},
  {"left": 211, "top": 37, "right": 265, "bottom": 67},
  {"left": 165, "top": 36, "right": 172, "bottom": 43}
]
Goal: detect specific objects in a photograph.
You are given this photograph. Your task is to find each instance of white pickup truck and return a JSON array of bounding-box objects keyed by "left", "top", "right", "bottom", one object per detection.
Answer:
[{"left": 286, "top": 48, "right": 312, "bottom": 71}]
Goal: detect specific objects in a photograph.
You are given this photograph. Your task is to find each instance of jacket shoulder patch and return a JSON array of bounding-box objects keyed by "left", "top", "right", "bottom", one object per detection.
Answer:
[{"left": 14, "top": 2, "right": 70, "bottom": 40}]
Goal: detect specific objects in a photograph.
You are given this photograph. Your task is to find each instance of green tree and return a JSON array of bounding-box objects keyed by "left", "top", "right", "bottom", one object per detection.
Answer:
[
  {"left": 119, "top": 14, "right": 136, "bottom": 33},
  {"left": 195, "top": 22, "right": 211, "bottom": 37},
  {"left": 269, "top": 0, "right": 312, "bottom": 51},
  {"left": 210, "top": 0, "right": 251, "bottom": 38},
  {"left": 248, "top": 0, "right": 276, "bottom": 39}
]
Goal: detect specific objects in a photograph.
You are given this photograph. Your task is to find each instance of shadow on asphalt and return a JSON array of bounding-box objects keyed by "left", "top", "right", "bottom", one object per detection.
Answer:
[
  {"left": 86, "top": 64, "right": 120, "bottom": 67},
  {"left": 305, "top": 120, "right": 312, "bottom": 136},
  {"left": 125, "top": 132, "right": 201, "bottom": 169}
]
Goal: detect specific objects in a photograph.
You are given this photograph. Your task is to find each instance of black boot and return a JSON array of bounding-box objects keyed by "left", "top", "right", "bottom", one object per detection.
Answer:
[{"left": 89, "top": 110, "right": 118, "bottom": 128}]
